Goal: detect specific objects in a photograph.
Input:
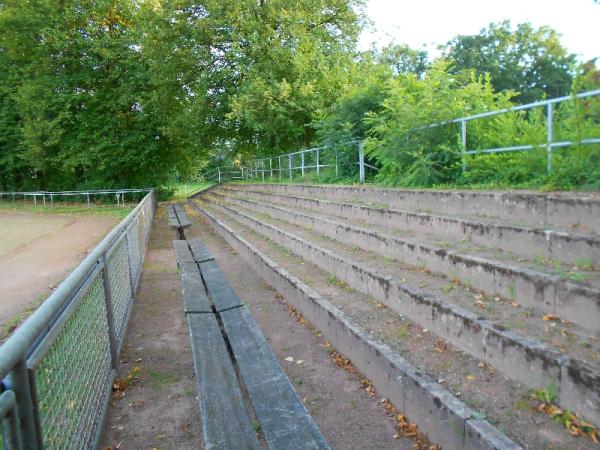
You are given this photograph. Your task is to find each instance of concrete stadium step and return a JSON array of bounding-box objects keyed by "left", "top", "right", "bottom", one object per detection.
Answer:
[
  {"left": 195, "top": 196, "right": 600, "bottom": 431},
  {"left": 208, "top": 189, "right": 600, "bottom": 332},
  {"left": 218, "top": 186, "right": 600, "bottom": 291},
  {"left": 207, "top": 192, "right": 600, "bottom": 356},
  {"left": 189, "top": 201, "right": 597, "bottom": 450},
  {"left": 237, "top": 183, "right": 600, "bottom": 235},
  {"left": 222, "top": 186, "right": 600, "bottom": 267}
]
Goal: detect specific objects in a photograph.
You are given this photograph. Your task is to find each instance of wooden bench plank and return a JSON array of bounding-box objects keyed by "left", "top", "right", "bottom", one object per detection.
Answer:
[
  {"left": 188, "top": 238, "right": 214, "bottom": 263},
  {"left": 187, "top": 313, "right": 261, "bottom": 450},
  {"left": 180, "top": 270, "right": 212, "bottom": 314},
  {"left": 174, "top": 204, "right": 192, "bottom": 228},
  {"left": 199, "top": 260, "right": 243, "bottom": 312},
  {"left": 168, "top": 205, "right": 180, "bottom": 229},
  {"left": 173, "top": 240, "right": 212, "bottom": 313},
  {"left": 172, "top": 240, "right": 196, "bottom": 267},
  {"left": 221, "top": 306, "right": 330, "bottom": 450}
]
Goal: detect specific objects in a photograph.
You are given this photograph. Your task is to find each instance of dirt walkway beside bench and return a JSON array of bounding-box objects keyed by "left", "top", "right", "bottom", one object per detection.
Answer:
[{"left": 100, "top": 206, "right": 201, "bottom": 449}]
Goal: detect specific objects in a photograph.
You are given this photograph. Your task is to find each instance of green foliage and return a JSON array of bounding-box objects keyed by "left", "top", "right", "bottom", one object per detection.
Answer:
[
  {"left": 363, "top": 61, "right": 516, "bottom": 186},
  {"left": 444, "top": 21, "right": 577, "bottom": 104},
  {"left": 0, "top": 0, "right": 364, "bottom": 190},
  {"left": 371, "top": 43, "right": 430, "bottom": 78},
  {"left": 0, "top": 0, "right": 183, "bottom": 190}
]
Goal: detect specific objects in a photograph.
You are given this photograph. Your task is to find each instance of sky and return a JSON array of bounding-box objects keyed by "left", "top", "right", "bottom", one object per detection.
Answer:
[{"left": 358, "top": 0, "right": 600, "bottom": 62}]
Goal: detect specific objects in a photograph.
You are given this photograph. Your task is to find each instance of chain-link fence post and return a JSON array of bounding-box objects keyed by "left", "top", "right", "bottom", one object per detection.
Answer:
[
  {"left": 101, "top": 253, "right": 119, "bottom": 371},
  {"left": 5, "top": 361, "right": 41, "bottom": 449}
]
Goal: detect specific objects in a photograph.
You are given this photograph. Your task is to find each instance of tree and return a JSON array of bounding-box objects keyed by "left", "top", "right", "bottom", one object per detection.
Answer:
[
  {"left": 0, "top": 0, "right": 364, "bottom": 189},
  {"left": 443, "top": 21, "right": 577, "bottom": 104},
  {"left": 371, "top": 43, "right": 429, "bottom": 78},
  {"left": 0, "top": 0, "right": 183, "bottom": 189}
]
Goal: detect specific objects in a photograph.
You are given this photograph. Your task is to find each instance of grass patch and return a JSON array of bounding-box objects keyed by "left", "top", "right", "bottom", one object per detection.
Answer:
[
  {"left": 171, "top": 182, "right": 214, "bottom": 201},
  {"left": 147, "top": 370, "right": 179, "bottom": 388}
]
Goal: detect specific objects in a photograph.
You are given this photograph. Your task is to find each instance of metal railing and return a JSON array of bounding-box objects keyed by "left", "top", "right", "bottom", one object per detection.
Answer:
[
  {"left": 0, "top": 190, "right": 156, "bottom": 449},
  {"left": 198, "top": 89, "right": 600, "bottom": 185},
  {"left": 422, "top": 89, "right": 600, "bottom": 172},
  {"left": 0, "top": 188, "right": 153, "bottom": 207},
  {"left": 201, "top": 141, "right": 375, "bottom": 185}
]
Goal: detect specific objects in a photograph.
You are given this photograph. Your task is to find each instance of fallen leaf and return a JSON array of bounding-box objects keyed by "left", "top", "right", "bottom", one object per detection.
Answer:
[
  {"left": 296, "top": 360, "right": 304, "bottom": 365},
  {"left": 543, "top": 314, "right": 560, "bottom": 321},
  {"left": 284, "top": 356, "right": 294, "bottom": 363},
  {"left": 466, "top": 375, "right": 476, "bottom": 382}
]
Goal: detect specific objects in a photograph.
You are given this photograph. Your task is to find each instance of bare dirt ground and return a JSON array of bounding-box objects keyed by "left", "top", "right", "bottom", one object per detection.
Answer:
[
  {"left": 100, "top": 206, "right": 201, "bottom": 449},
  {"left": 0, "top": 210, "right": 117, "bottom": 334}
]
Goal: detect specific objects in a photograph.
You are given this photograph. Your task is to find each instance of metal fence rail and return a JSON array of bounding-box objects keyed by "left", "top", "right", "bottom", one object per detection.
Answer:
[
  {"left": 0, "top": 190, "right": 156, "bottom": 449},
  {"left": 0, "top": 188, "right": 153, "bottom": 207},
  {"left": 199, "top": 89, "right": 600, "bottom": 185}
]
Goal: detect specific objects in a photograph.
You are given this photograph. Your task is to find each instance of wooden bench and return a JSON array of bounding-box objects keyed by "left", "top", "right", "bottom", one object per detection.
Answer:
[
  {"left": 173, "top": 238, "right": 330, "bottom": 450},
  {"left": 168, "top": 204, "right": 192, "bottom": 237}
]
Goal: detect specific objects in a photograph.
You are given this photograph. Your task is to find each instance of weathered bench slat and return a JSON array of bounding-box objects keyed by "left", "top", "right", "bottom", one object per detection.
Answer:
[
  {"left": 173, "top": 240, "right": 212, "bottom": 313},
  {"left": 168, "top": 206, "right": 180, "bottom": 228},
  {"left": 199, "top": 259, "right": 243, "bottom": 312},
  {"left": 172, "top": 239, "right": 196, "bottom": 266},
  {"left": 221, "top": 306, "right": 330, "bottom": 450},
  {"left": 173, "top": 204, "right": 192, "bottom": 228},
  {"left": 180, "top": 270, "right": 213, "bottom": 314},
  {"left": 187, "top": 313, "right": 261, "bottom": 450},
  {"left": 189, "top": 237, "right": 214, "bottom": 263}
]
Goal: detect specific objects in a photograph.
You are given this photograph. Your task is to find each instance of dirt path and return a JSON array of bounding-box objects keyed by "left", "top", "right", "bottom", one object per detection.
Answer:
[
  {"left": 0, "top": 211, "right": 117, "bottom": 331},
  {"left": 100, "top": 206, "right": 201, "bottom": 449}
]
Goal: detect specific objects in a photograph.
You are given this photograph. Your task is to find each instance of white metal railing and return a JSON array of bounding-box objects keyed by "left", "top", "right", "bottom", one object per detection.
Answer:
[
  {"left": 0, "top": 189, "right": 152, "bottom": 207},
  {"left": 422, "top": 89, "right": 600, "bottom": 172},
  {"left": 198, "top": 89, "right": 600, "bottom": 184}
]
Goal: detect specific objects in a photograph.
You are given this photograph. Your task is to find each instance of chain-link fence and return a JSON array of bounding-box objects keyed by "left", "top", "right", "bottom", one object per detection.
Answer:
[{"left": 0, "top": 190, "right": 155, "bottom": 450}]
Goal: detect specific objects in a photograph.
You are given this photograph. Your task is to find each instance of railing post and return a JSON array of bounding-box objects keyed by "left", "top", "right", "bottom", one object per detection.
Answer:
[
  {"left": 301, "top": 152, "right": 305, "bottom": 177},
  {"left": 335, "top": 148, "right": 339, "bottom": 178},
  {"left": 269, "top": 158, "right": 273, "bottom": 178},
  {"left": 288, "top": 154, "right": 292, "bottom": 179},
  {"left": 316, "top": 149, "right": 320, "bottom": 176},
  {"left": 5, "top": 361, "right": 41, "bottom": 449},
  {"left": 218, "top": 167, "right": 222, "bottom": 183},
  {"left": 547, "top": 102, "right": 554, "bottom": 173},
  {"left": 358, "top": 141, "right": 365, "bottom": 183},
  {"left": 278, "top": 156, "right": 282, "bottom": 181},
  {"left": 124, "top": 231, "right": 136, "bottom": 296},
  {"left": 461, "top": 120, "right": 467, "bottom": 173},
  {"left": 261, "top": 161, "right": 265, "bottom": 182},
  {"left": 101, "top": 253, "right": 119, "bottom": 370}
]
